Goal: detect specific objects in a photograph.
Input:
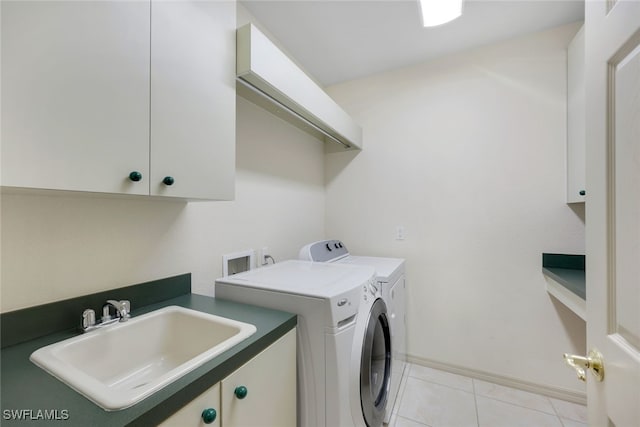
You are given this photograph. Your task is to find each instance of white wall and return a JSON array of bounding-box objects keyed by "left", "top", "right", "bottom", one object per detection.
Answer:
[
  {"left": 0, "top": 97, "right": 325, "bottom": 312},
  {"left": 325, "top": 23, "right": 587, "bottom": 395},
  {"left": 0, "top": 9, "right": 587, "bottom": 399}
]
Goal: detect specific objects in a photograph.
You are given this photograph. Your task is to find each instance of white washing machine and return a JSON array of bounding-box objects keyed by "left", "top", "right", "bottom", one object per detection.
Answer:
[
  {"left": 300, "top": 240, "right": 407, "bottom": 423},
  {"left": 350, "top": 276, "right": 392, "bottom": 427},
  {"left": 215, "top": 260, "right": 392, "bottom": 427}
]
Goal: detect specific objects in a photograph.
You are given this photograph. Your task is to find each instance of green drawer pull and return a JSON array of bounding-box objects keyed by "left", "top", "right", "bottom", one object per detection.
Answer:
[
  {"left": 234, "top": 385, "right": 248, "bottom": 399},
  {"left": 128, "top": 171, "right": 142, "bottom": 182},
  {"left": 201, "top": 408, "right": 217, "bottom": 424}
]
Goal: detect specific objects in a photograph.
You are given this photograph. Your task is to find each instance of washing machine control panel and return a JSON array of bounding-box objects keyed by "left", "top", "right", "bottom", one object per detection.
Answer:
[{"left": 363, "top": 278, "right": 380, "bottom": 302}]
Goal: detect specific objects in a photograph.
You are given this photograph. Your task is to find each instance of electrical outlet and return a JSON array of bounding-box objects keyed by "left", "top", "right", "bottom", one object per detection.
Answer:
[
  {"left": 396, "top": 226, "right": 406, "bottom": 241},
  {"left": 259, "top": 246, "right": 270, "bottom": 266}
]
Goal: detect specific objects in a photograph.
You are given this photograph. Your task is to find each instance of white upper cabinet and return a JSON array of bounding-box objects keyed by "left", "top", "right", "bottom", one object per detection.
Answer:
[
  {"left": 567, "top": 25, "right": 586, "bottom": 203},
  {"left": 1, "top": 0, "right": 236, "bottom": 200},
  {"left": 1, "top": 1, "right": 151, "bottom": 195},
  {"left": 236, "top": 23, "right": 362, "bottom": 151},
  {"left": 150, "top": 1, "right": 235, "bottom": 200}
]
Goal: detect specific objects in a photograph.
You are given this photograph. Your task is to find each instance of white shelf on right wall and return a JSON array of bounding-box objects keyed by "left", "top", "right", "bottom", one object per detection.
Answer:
[
  {"left": 544, "top": 274, "right": 586, "bottom": 320},
  {"left": 542, "top": 253, "right": 586, "bottom": 320}
]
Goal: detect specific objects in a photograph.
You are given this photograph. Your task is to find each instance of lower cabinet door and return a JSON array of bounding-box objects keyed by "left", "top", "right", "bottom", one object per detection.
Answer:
[
  {"left": 158, "top": 383, "right": 221, "bottom": 427},
  {"left": 221, "top": 329, "right": 297, "bottom": 427}
]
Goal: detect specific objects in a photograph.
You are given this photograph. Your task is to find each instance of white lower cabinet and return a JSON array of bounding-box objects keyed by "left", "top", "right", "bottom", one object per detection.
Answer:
[
  {"left": 160, "top": 328, "right": 296, "bottom": 427},
  {"left": 159, "top": 383, "right": 221, "bottom": 427}
]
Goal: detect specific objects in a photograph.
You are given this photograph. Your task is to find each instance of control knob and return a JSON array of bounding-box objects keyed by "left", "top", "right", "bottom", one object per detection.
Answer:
[{"left": 368, "top": 281, "right": 379, "bottom": 295}]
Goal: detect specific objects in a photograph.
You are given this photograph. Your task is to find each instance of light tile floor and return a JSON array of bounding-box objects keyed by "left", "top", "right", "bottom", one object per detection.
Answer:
[{"left": 387, "top": 363, "right": 588, "bottom": 427}]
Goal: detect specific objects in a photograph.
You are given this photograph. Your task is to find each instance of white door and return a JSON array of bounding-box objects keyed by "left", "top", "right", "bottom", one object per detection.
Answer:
[{"left": 584, "top": 1, "right": 640, "bottom": 426}]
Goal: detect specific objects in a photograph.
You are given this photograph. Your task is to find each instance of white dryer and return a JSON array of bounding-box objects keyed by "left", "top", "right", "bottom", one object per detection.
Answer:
[
  {"left": 300, "top": 240, "right": 407, "bottom": 423},
  {"left": 215, "top": 260, "right": 392, "bottom": 427}
]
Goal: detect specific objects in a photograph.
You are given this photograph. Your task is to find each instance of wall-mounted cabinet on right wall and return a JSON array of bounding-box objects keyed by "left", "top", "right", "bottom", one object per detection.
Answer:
[{"left": 567, "top": 25, "right": 586, "bottom": 203}]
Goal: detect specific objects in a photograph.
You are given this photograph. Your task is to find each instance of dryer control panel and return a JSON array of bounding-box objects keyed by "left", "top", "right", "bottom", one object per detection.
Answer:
[{"left": 299, "top": 239, "right": 349, "bottom": 262}]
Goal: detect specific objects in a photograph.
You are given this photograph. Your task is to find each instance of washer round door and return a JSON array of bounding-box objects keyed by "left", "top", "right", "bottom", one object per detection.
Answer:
[{"left": 360, "top": 298, "right": 392, "bottom": 427}]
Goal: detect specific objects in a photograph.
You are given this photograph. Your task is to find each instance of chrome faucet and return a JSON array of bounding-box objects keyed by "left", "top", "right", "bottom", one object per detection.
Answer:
[
  {"left": 81, "top": 299, "right": 131, "bottom": 332},
  {"left": 102, "top": 300, "right": 130, "bottom": 323}
]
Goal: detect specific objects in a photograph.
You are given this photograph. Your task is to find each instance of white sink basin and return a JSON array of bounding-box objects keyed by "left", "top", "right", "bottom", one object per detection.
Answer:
[{"left": 30, "top": 305, "right": 256, "bottom": 410}]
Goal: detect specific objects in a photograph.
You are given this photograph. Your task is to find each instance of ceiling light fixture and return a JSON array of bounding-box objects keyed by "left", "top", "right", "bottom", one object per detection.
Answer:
[{"left": 418, "top": 0, "right": 464, "bottom": 27}]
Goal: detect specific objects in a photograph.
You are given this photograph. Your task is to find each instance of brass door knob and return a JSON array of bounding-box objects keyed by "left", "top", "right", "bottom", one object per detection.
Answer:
[{"left": 563, "top": 348, "right": 605, "bottom": 382}]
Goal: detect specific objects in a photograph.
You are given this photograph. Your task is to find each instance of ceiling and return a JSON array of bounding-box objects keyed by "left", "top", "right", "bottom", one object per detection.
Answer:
[{"left": 240, "top": 0, "right": 584, "bottom": 86}]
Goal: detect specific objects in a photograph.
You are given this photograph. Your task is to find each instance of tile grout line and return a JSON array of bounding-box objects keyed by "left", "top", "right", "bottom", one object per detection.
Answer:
[
  {"left": 547, "top": 395, "right": 567, "bottom": 426},
  {"left": 392, "top": 364, "right": 410, "bottom": 425},
  {"left": 405, "top": 364, "right": 475, "bottom": 394},
  {"left": 401, "top": 366, "right": 439, "bottom": 427},
  {"left": 473, "top": 381, "right": 569, "bottom": 418},
  {"left": 472, "top": 378, "right": 481, "bottom": 427},
  {"left": 394, "top": 364, "right": 586, "bottom": 427},
  {"left": 477, "top": 395, "right": 564, "bottom": 418},
  {"left": 408, "top": 375, "right": 477, "bottom": 397},
  {"left": 474, "top": 392, "right": 572, "bottom": 427},
  {"left": 396, "top": 363, "right": 463, "bottom": 427},
  {"left": 548, "top": 398, "right": 589, "bottom": 425}
]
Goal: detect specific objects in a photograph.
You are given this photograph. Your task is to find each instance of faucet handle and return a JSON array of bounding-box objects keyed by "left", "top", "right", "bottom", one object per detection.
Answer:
[
  {"left": 102, "top": 304, "right": 113, "bottom": 322},
  {"left": 82, "top": 309, "right": 96, "bottom": 330},
  {"left": 119, "top": 300, "right": 131, "bottom": 318}
]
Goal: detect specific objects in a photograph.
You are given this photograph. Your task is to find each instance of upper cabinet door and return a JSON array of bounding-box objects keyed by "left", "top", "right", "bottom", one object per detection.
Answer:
[
  {"left": 566, "top": 25, "right": 586, "bottom": 203},
  {"left": 150, "top": 0, "right": 236, "bottom": 200},
  {"left": 1, "top": 1, "right": 151, "bottom": 195}
]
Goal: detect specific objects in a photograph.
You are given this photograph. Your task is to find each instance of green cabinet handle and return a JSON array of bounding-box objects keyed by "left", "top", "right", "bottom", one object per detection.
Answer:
[
  {"left": 579, "top": 190, "right": 586, "bottom": 196},
  {"left": 128, "top": 171, "right": 142, "bottom": 182},
  {"left": 201, "top": 408, "right": 217, "bottom": 424},
  {"left": 234, "top": 385, "right": 248, "bottom": 399},
  {"left": 162, "top": 176, "right": 175, "bottom": 186}
]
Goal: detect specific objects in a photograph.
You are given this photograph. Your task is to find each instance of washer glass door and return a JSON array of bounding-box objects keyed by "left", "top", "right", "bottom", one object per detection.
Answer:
[{"left": 360, "top": 298, "right": 392, "bottom": 427}]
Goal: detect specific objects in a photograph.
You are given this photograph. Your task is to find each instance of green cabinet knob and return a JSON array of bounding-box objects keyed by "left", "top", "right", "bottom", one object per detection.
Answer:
[
  {"left": 201, "top": 408, "right": 217, "bottom": 424},
  {"left": 162, "top": 176, "right": 175, "bottom": 186},
  {"left": 579, "top": 190, "right": 586, "bottom": 196},
  {"left": 128, "top": 171, "right": 142, "bottom": 182},
  {"left": 234, "top": 385, "right": 248, "bottom": 399}
]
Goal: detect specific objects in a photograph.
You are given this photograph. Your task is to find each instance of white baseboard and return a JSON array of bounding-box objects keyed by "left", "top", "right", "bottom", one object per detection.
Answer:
[{"left": 406, "top": 354, "right": 587, "bottom": 405}]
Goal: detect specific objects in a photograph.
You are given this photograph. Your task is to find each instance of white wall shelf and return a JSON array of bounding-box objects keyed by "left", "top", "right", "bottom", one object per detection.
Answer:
[
  {"left": 544, "top": 272, "right": 586, "bottom": 321},
  {"left": 236, "top": 23, "right": 362, "bottom": 151}
]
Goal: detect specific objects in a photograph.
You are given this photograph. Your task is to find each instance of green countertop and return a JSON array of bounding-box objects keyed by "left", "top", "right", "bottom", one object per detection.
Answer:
[{"left": 0, "top": 294, "right": 296, "bottom": 426}]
